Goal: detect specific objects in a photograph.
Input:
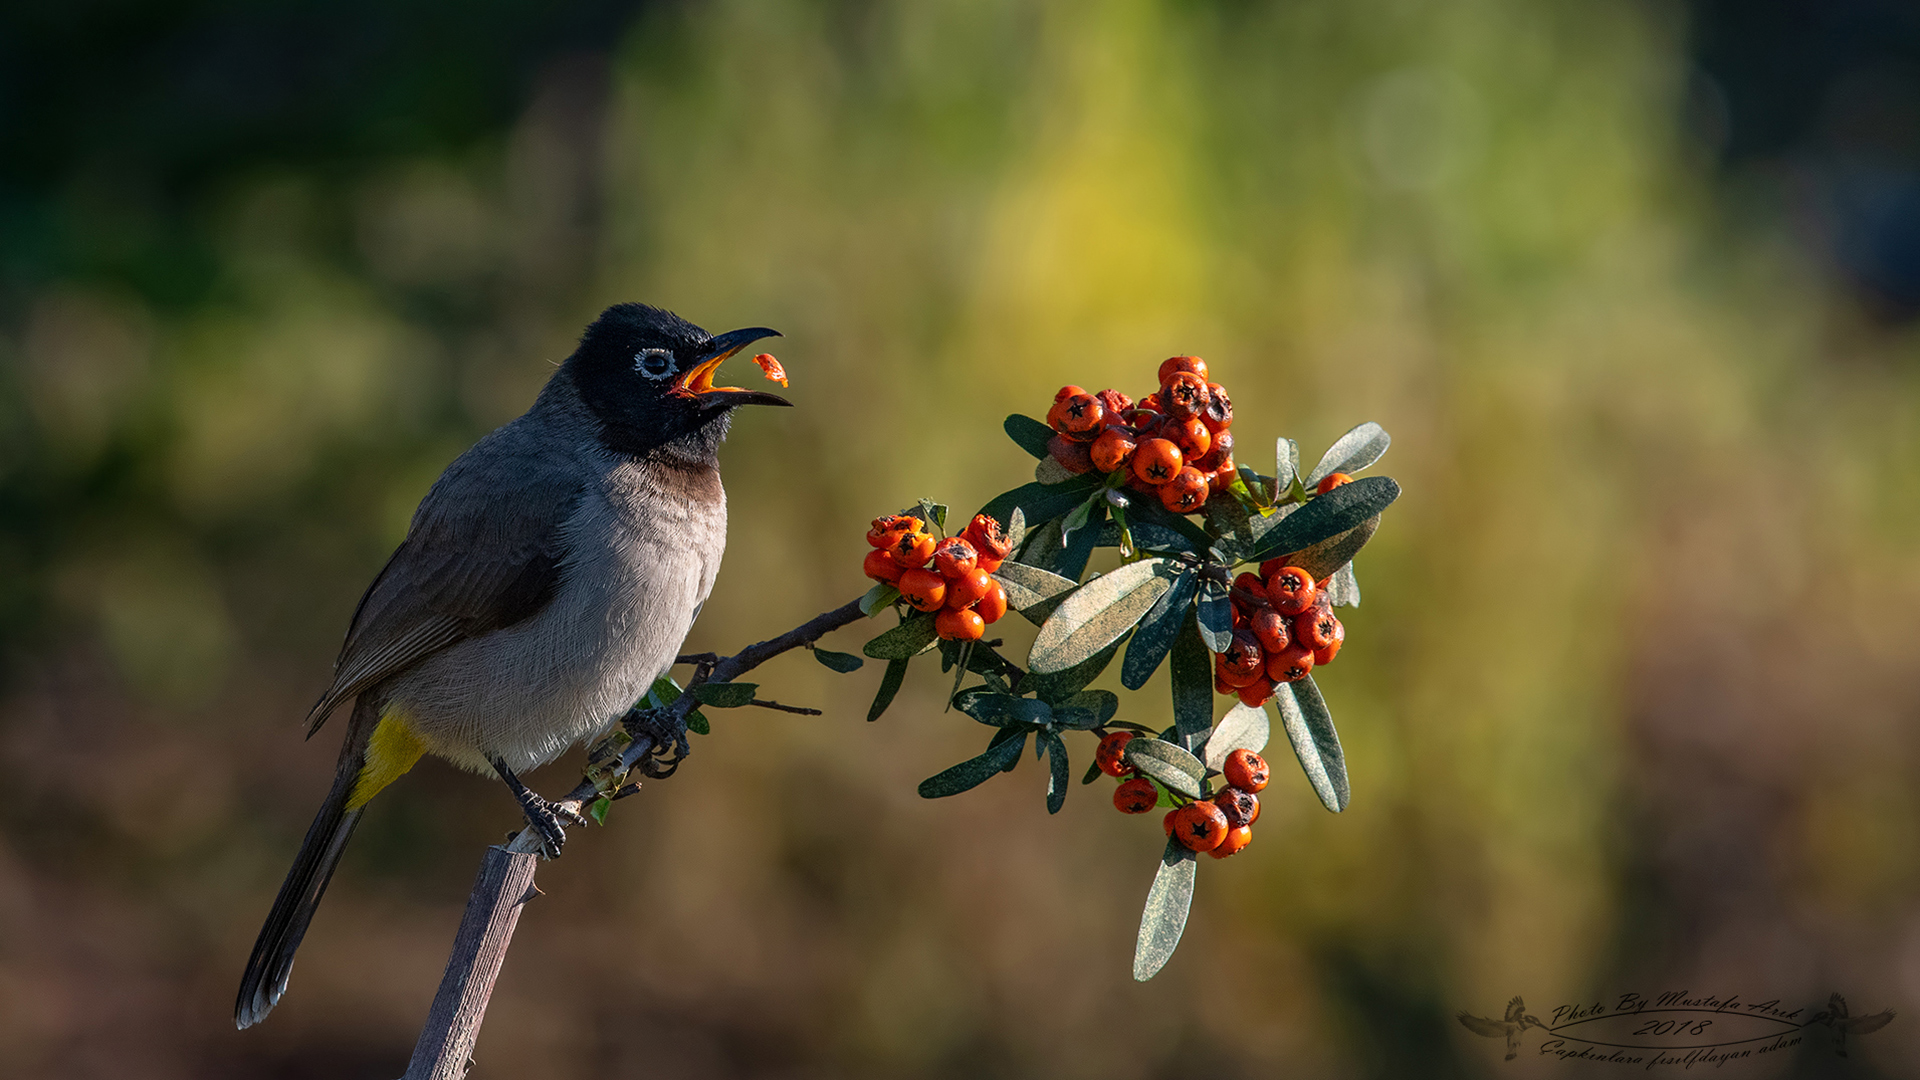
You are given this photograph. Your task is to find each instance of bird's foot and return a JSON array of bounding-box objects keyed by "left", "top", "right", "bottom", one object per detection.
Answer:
[
  {"left": 493, "top": 758, "right": 584, "bottom": 859},
  {"left": 624, "top": 706, "right": 691, "bottom": 779}
]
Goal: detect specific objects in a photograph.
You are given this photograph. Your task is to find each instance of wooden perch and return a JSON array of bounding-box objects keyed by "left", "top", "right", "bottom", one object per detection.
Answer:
[{"left": 401, "top": 596, "right": 869, "bottom": 1077}]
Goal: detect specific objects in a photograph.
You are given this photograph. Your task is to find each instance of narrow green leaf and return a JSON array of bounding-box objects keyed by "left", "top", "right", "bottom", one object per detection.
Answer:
[
  {"left": 813, "top": 648, "right": 864, "bottom": 673},
  {"left": 686, "top": 710, "right": 711, "bottom": 735},
  {"left": 1061, "top": 493, "right": 1096, "bottom": 537},
  {"left": 1123, "top": 736, "right": 1206, "bottom": 799},
  {"left": 1004, "top": 413, "right": 1055, "bottom": 459},
  {"left": 1202, "top": 702, "right": 1272, "bottom": 772},
  {"left": 643, "top": 676, "right": 682, "bottom": 709},
  {"left": 1034, "top": 455, "right": 1077, "bottom": 485},
  {"left": 988, "top": 723, "right": 1024, "bottom": 771},
  {"left": 1273, "top": 515, "right": 1380, "bottom": 582},
  {"left": 1276, "top": 437, "right": 1300, "bottom": 491},
  {"left": 1305, "top": 422, "right": 1390, "bottom": 488},
  {"left": 859, "top": 583, "right": 901, "bottom": 617},
  {"left": 1276, "top": 676, "right": 1349, "bottom": 812},
  {"left": 1042, "top": 731, "right": 1069, "bottom": 814},
  {"left": 1134, "top": 839, "right": 1198, "bottom": 982},
  {"left": 977, "top": 473, "right": 1102, "bottom": 536},
  {"left": 1244, "top": 477, "right": 1400, "bottom": 566},
  {"left": 922, "top": 500, "right": 949, "bottom": 532},
  {"left": 1328, "top": 561, "right": 1360, "bottom": 607},
  {"left": 1169, "top": 616, "right": 1213, "bottom": 753},
  {"left": 1195, "top": 578, "right": 1233, "bottom": 654},
  {"left": 1029, "top": 558, "right": 1172, "bottom": 674},
  {"left": 690, "top": 682, "right": 758, "bottom": 707},
  {"left": 1052, "top": 689, "right": 1119, "bottom": 729},
  {"left": 1004, "top": 506, "right": 1027, "bottom": 552},
  {"left": 588, "top": 796, "right": 611, "bottom": 825},
  {"left": 918, "top": 732, "right": 1028, "bottom": 798},
  {"left": 868, "top": 657, "right": 908, "bottom": 722},
  {"left": 1055, "top": 500, "right": 1105, "bottom": 580},
  {"left": 1016, "top": 632, "right": 1127, "bottom": 704},
  {"left": 993, "top": 561, "right": 1078, "bottom": 626},
  {"left": 1120, "top": 498, "right": 1213, "bottom": 553},
  {"left": 1121, "top": 568, "right": 1198, "bottom": 690},
  {"left": 863, "top": 612, "right": 939, "bottom": 659},
  {"left": 1081, "top": 757, "right": 1103, "bottom": 785},
  {"left": 1014, "top": 515, "right": 1064, "bottom": 571},
  {"left": 952, "top": 689, "right": 1052, "bottom": 727}
]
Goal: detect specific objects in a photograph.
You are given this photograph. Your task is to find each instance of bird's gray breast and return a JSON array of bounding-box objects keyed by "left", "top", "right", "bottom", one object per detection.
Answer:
[{"left": 389, "top": 452, "right": 726, "bottom": 774}]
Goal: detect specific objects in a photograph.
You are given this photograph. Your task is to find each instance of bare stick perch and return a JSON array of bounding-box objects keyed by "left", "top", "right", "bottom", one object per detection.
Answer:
[{"left": 401, "top": 597, "right": 867, "bottom": 1079}]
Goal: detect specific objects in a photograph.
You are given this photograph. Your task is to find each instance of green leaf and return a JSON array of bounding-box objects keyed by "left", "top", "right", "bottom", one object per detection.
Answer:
[
  {"left": 1053, "top": 689, "right": 1119, "bottom": 729},
  {"left": 917, "top": 499, "right": 948, "bottom": 533},
  {"left": 691, "top": 682, "right": 758, "bottom": 708},
  {"left": 1004, "top": 413, "right": 1055, "bottom": 459},
  {"left": 977, "top": 473, "right": 1102, "bottom": 537},
  {"left": 1029, "top": 558, "right": 1172, "bottom": 674},
  {"left": 859, "top": 583, "right": 900, "bottom": 617},
  {"left": 1305, "top": 421, "right": 1390, "bottom": 488},
  {"left": 588, "top": 796, "right": 611, "bottom": 825},
  {"left": 868, "top": 657, "right": 908, "bottom": 722},
  {"left": 1194, "top": 578, "right": 1232, "bottom": 654},
  {"left": 1276, "top": 676, "right": 1349, "bottom": 812},
  {"left": 1202, "top": 702, "right": 1272, "bottom": 772},
  {"left": 1272, "top": 515, "right": 1380, "bottom": 582},
  {"left": 1244, "top": 476, "right": 1401, "bottom": 566},
  {"left": 1061, "top": 493, "right": 1096, "bottom": 537},
  {"left": 1328, "top": 561, "right": 1360, "bottom": 607},
  {"left": 1134, "top": 838, "right": 1198, "bottom": 982},
  {"left": 1004, "top": 506, "right": 1027, "bottom": 552},
  {"left": 988, "top": 724, "right": 1025, "bottom": 771},
  {"left": 1016, "top": 632, "right": 1127, "bottom": 704},
  {"left": 1121, "top": 567, "right": 1198, "bottom": 690},
  {"left": 864, "top": 612, "right": 939, "bottom": 659},
  {"left": 1168, "top": 616, "right": 1213, "bottom": 753},
  {"left": 1035, "top": 456, "right": 1078, "bottom": 485},
  {"left": 1120, "top": 499, "right": 1213, "bottom": 553},
  {"left": 686, "top": 710, "right": 711, "bottom": 735},
  {"left": 1123, "top": 736, "right": 1206, "bottom": 799},
  {"left": 1082, "top": 757, "right": 1103, "bottom": 785},
  {"left": 1276, "top": 437, "right": 1300, "bottom": 491},
  {"left": 1042, "top": 731, "right": 1069, "bottom": 814},
  {"left": 952, "top": 689, "right": 1053, "bottom": 727},
  {"left": 813, "top": 648, "right": 864, "bottom": 673},
  {"left": 918, "top": 732, "right": 1028, "bottom": 798},
  {"left": 1055, "top": 500, "right": 1105, "bottom": 580},
  {"left": 643, "top": 676, "right": 683, "bottom": 709},
  {"left": 993, "top": 561, "right": 1078, "bottom": 626}
]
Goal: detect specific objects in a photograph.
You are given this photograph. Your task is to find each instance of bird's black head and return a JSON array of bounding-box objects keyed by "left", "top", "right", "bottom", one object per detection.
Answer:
[{"left": 565, "top": 303, "right": 787, "bottom": 457}]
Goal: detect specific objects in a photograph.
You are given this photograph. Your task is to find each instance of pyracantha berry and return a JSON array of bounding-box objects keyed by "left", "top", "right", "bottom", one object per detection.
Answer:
[
  {"left": 1171, "top": 801, "right": 1229, "bottom": 851},
  {"left": 944, "top": 567, "right": 994, "bottom": 610},
  {"left": 1091, "top": 427, "right": 1137, "bottom": 474},
  {"left": 888, "top": 529, "right": 937, "bottom": 569},
  {"left": 933, "top": 536, "right": 978, "bottom": 578},
  {"left": 1266, "top": 642, "right": 1314, "bottom": 683},
  {"left": 1208, "top": 824, "right": 1253, "bottom": 859},
  {"left": 1313, "top": 617, "right": 1344, "bottom": 666},
  {"left": 1236, "top": 676, "right": 1276, "bottom": 708},
  {"left": 1221, "top": 628, "right": 1266, "bottom": 682},
  {"left": 1316, "top": 471, "right": 1352, "bottom": 494},
  {"left": 934, "top": 605, "right": 985, "bottom": 641},
  {"left": 1158, "top": 466, "right": 1210, "bottom": 513},
  {"left": 1200, "top": 382, "right": 1233, "bottom": 433},
  {"left": 1114, "top": 777, "right": 1157, "bottom": 814},
  {"left": 899, "top": 568, "right": 947, "bottom": 612},
  {"left": 1215, "top": 787, "right": 1258, "bottom": 829},
  {"left": 1249, "top": 607, "right": 1291, "bottom": 655},
  {"left": 976, "top": 581, "right": 1009, "bottom": 624},
  {"left": 1161, "top": 371, "right": 1211, "bottom": 421},
  {"left": 1224, "top": 748, "right": 1270, "bottom": 793},
  {"left": 961, "top": 514, "right": 1012, "bottom": 570},
  {"left": 1131, "top": 438, "right": 1184, "bottom": 486},
  {"left": 1294, "top": 607, "right": 1340, "bottom": 651},
  {"left": 1095, "top": 731, "right": 1136, "bottom": 776},
  {"left": 1158, "top": 355, "right": 1209, "bottom": 384},
  {"left": 1169, "top": 417, "right": 1212, "bottom": 461},
  {"left": 1265, "top": 566, "right": 1316, "bottom": 615},
  {"left": 863, "top": 548, "right": 905, "bottom": 584},
  {"left": 1048, "top": 434, "right": 1094, "bottom": 474}
]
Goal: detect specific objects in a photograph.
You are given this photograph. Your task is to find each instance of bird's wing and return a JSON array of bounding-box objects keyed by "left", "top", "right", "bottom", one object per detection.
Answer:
[
  {"left": 1458, "top": 1014, "right": 1509, "bottom": 1038},
  {"left": 307, "top": 430, "right": 586, "bottom": 732},
  {"left": 1843, "top": 1011, "right": 1894, "bottom": 1035},
  {"left": 1830, "top": 993, "right": 1848, "bottom": 1016},
  {"left": 1506, "top": 996, "right": 1526, "bottom": 1022}
]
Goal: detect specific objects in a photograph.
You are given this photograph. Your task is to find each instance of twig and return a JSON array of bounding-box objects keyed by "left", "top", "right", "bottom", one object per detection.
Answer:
[
  {"left": 745, "top": 699, "right": 823, "bottom": 715},
  {"left": 407, "top": 595, "right": 871, "bottom": 1075}
]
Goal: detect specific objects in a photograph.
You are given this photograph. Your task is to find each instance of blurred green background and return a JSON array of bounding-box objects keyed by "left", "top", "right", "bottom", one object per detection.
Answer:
[{"left": 6, "top": 0, "right": 1920, "bottom": 1076}]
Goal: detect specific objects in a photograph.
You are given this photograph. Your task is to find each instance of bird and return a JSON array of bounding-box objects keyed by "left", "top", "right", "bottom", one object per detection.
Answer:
[
  {"left": 234, "top": 303, "right": 787, "bottom": 1029},
  {"left": 1810, "top": 992, "right": 1894, "bottom": 1058},
  {"left": 1457, "top": 996, "right": 1544, "bottom": 1060}
]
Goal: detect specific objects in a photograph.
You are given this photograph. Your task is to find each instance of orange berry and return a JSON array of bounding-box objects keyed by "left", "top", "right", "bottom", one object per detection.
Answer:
[
  {"left": 1249, "top": 608, "right": 1290, "bottom": 655},
  {"left": 1258, "top": 558, "right": 1285, "bottom": 578},
  {"left": 932, "top": 536, "right": 978, "bottom": 579},
  {"left": 1114, "top": 777, "right": 1158, "bottom": 814},
  {"left": 1294, "top": 608, "right": 1339, "bottom": 651},
  {"left": 1223, "top": 749, "right": 1270, "bottom": 793},
  {"left": 1208, "top": 824, "right": 1253, "bottom": 859},
  {"left": 1316, "top": 471, "right": 1353, "bottom": 494},
  {"left": 961, "top": 514, "right": 1012, "bottom": 565},
  {"left": 1137, "top": 391, "right": 1164, "bottom": 415},
  {"left": 1221, "top": 628, "right": 1265, "bottom": 682},
  {"left": 1053, "top": 384, "right": 1086, "bottom": 404},
  {"left": 975, "top": 581, "right": 1009, "bottom": 624},
  {"left": 1215, "top": 788, "right": 1257, "bottom": 829},
  {"left": 1266, "top": 642, "right": 1314, "bottom": 683},
  {"left": 1215, "top": 651, "right": 1263, "bottom": 690},
  {"left": 1232, "top": 572, "right": 1267, "bottom": 606},
  {"left": 1157, "top": 355, "right": 1209, "bottom": 384},
  {"left": 1171, "top": 801, "right": 1229, "bottom": 851},
  {"left": 1208, "top": 460, "right": 1239, "bottom": 495},
  {"left": 1131, "top": 438, "right": 1183, "bottom": 485},
  {"left": 899, "top": 568, "right": 948, "bottom": 612},
  {"left": 1095, "top": 731, "right": 1136, "bottom": 776},
  {"left": 934, "top": 605, "right": 985, "bottom": 641},
  {"left": 1161, "top": 371, "right": 1211, "bottom": 421},
  {"left": 1047, "top": 434, "right": 1094, "bottom": 474},
  {"left": 1265, "top": 566, "right": 1316, "bottom": 615},
  {"left": 866, "top": 514, "right": 915, "bottom": 548},
  {"left": 1095, "top": 388, "right": 1133, "bottom": 424},
  {"left": 863, "top": 548, "right": 905, "bottom": 584},
  {"left": 1163, "top": 808, "right": 1179, "bottom": 836},
  {"left": 1199, "top": 382, "right": 1233, "bottom": 432},
  {"left": 1215, "top": 671, "right": 1236, "bottom": 695},
  {"left": 1054, "top": 392, "right": 1105, "bottom": 438},
  {"left": 1192, "top": 428, "right": 1233, "bottom": 471},
  {"left": 1235, "top": 676, "right": 1275, "bottom": 708},
  {"left": 1090, "top": 427, "right": 1137, "bottom": 474},
  {"left": 1313, "top": 619, "right": 1345, "bottom": 666},
  {"left": 1158, "top": 466, "right": 1210, "bottom": 513},
  {"left": 888, "top": 529, "right": 936, "bottom": 569},
  {"left": 1169, "top": 416, "right": 1212, "bottom": 460},
  {"left": 944, "top": 567, "right": 993, "bottom": 609},
  {"left": 1249, "top": 794, "right": 1261, "bottom": 824}
]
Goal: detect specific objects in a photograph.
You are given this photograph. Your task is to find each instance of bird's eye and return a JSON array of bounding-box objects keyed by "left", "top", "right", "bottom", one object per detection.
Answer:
[{"left": 634, "top": 349, "right": 677, "bottom": 381}]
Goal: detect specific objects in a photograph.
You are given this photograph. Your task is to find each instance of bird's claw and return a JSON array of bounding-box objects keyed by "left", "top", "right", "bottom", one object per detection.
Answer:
[
  {"left": 625, "top": 706, "right": 691, "bottom": 778},
  {"left": 520, "top": 796, "right": 570, "bottom": 859}
]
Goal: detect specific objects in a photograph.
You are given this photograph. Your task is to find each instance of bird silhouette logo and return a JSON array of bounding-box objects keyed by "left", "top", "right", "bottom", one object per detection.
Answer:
[
  {"left": 1458, "top": 996, "right": 1544, "bottom": 1060},
  {"left": 1810, "top": 992, "right": 1895, "bottom": 1058}
]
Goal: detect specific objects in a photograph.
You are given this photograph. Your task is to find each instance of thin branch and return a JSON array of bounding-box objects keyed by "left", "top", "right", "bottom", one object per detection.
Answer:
[{"left": 744, "top": 699, "right": 823, "bottom": 715}]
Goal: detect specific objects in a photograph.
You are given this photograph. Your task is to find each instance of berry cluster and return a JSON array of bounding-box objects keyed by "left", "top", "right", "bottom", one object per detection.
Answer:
[
  {"left": 1042, "top": 356, "right": 1236, "bottom": 514},
  {"left": 1098, "top": 732, "right": 1269, "bottom": 860},
  {"left": 1213, "top": 506, "right": 1351, "bottom": 705},
  {"left": 863, "top": 513, "right": 1013, "bottom": 640}
]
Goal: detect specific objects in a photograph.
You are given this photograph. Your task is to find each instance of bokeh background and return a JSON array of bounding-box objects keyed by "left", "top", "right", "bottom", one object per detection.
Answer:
[{"left": 5, "top": 0, "right": 1920, "bottom": 1076}]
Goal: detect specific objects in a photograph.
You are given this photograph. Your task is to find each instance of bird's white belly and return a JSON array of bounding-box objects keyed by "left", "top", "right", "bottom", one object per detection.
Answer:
[{"left": 387, "top": 480, "right": 724, "bottom": 774}]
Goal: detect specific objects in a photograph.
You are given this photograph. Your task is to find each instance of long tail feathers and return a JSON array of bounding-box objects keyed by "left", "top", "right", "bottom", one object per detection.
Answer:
[{"left": 235, "top": 698, "right": 377, "bottom": 1029}]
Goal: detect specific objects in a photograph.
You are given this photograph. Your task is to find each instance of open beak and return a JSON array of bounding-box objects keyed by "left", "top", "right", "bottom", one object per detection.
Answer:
[{"left": 673, "top": 326, "right": 790, "bottom": 408}]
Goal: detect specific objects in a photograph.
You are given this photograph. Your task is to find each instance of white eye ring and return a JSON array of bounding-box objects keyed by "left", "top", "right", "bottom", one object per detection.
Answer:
[{"left": 634, "top": 348, "right": 676, "bottom": 381}]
